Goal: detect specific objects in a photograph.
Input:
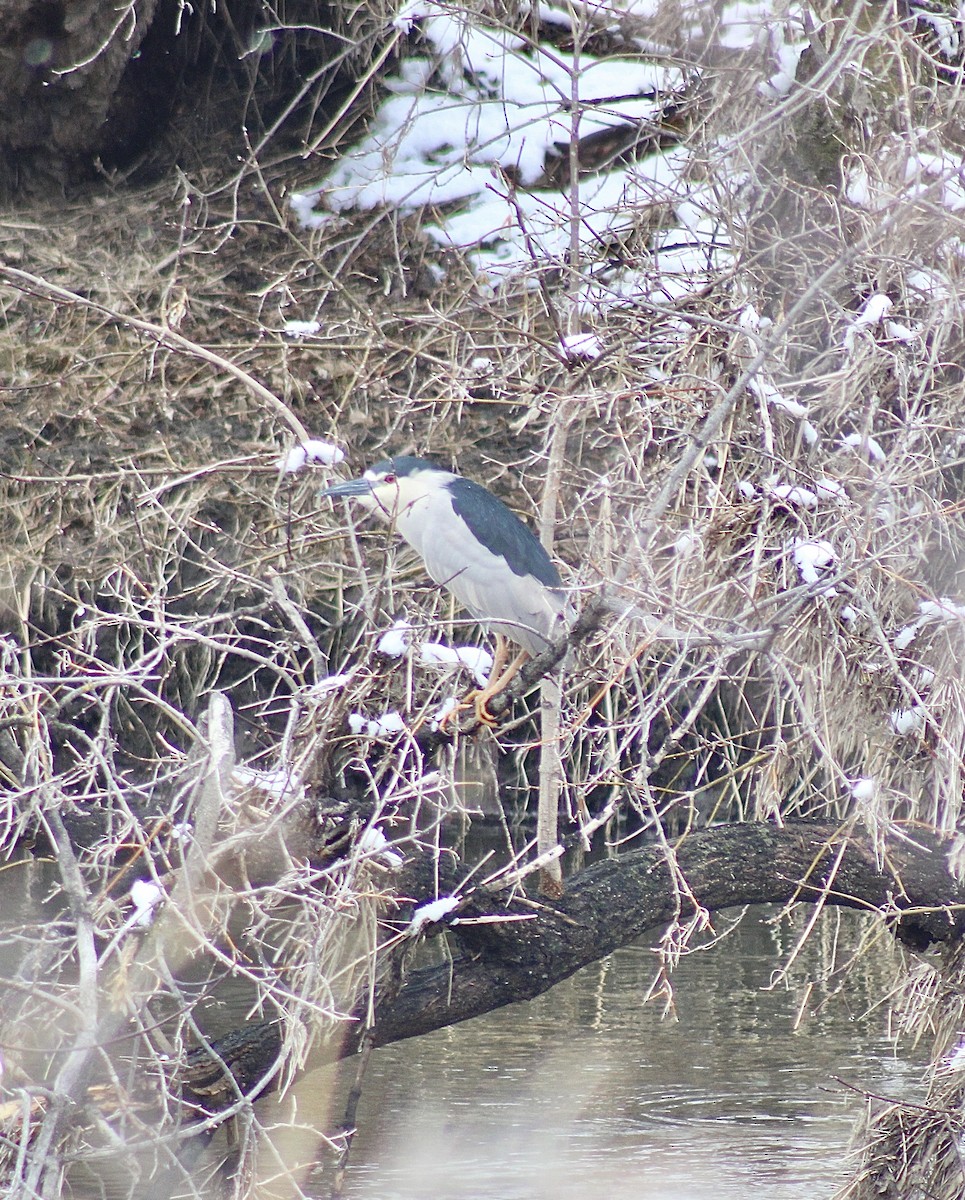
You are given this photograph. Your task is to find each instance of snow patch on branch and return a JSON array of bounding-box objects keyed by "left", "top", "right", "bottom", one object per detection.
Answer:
[
  {"left": 408, "top": 895, "right": 461, "bottom": 936},
  {"left": 281, "top": 439, "right": 345, "bottom": 474}
]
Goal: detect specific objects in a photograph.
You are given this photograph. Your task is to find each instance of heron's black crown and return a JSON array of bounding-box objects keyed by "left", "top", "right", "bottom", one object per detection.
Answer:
[{"left": 369, "top": 455, "right": 439, "bottom": 478}]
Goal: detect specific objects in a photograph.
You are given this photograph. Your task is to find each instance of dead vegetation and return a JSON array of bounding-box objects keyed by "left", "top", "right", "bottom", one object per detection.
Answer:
[{"left": 2, "top": 0, "right": 965, "bottom": 1196}]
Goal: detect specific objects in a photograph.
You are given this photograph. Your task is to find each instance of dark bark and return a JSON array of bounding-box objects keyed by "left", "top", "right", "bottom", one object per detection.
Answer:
[
  {"left": 0, "top": 1, "right": 345, "bottom": 195},
  {"left": 370, "top": 820, "right": 965, "bottom": 1045},
  {"left": 182, "top": 820, "right": 965, "bottom": 1110},
  {"left": 0, "top": 0, "right": 159, "bottom": 191}
]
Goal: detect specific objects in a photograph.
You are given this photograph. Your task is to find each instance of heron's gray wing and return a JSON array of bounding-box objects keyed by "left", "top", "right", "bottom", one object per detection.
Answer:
[
  {"left": 447, "top": 477, "right": 561, "bottom": 588},
  {"left": 407, "top": 491, "right": 564, "bottom": 653}
]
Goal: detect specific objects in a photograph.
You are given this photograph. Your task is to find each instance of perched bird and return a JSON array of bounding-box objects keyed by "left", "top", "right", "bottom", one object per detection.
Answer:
[{"left": 321, "top": 455, "right": 567, "bottom": 723}]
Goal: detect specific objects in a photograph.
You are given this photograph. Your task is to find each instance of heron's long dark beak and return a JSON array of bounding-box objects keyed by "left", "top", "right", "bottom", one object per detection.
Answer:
[{"left": 320, "top": 478, "right": 372, "bottom": 499}]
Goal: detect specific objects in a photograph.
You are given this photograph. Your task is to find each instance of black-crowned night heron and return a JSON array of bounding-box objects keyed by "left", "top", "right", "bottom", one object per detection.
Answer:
[{"left": 321, "top": 455, "right": 567, "bottom": 723}]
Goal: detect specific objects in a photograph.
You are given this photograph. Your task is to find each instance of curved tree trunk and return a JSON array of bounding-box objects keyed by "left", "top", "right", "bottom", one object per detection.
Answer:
[{"left": 181, "top": 820, "right": 965, "bottom": 1107}]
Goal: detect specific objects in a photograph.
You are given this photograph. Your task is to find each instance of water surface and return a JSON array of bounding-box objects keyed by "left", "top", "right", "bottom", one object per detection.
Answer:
[{"left": 330, "top": 909, "right": 920, "bottom": 1200}]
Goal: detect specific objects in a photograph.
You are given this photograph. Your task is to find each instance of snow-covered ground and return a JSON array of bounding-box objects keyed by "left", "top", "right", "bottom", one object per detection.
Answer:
[
  {"left": 293, "top": 0, "right": 965, "bottom": 331},
  {"left": 292, "top": 1, "right": 812, "bottom": 307}
]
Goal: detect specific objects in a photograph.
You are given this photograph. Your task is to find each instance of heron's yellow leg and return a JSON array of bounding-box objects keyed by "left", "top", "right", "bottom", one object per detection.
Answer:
[
  {"left": 471, "top": 646, "right": 529, "bottom": 725},
  {"left": 439, "top": 637, "right": 529, "bottom": 730}
]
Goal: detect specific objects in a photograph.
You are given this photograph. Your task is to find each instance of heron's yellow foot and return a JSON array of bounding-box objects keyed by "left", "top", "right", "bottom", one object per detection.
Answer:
[
  {"left": 472, "top": 688, "right": 502, "bottom": 727},
  {"left": 437, "top": 686, "right": 503, "bottom": 732},
  {"left": 437, "top": 644, "right": 528, "bottom": 732}
]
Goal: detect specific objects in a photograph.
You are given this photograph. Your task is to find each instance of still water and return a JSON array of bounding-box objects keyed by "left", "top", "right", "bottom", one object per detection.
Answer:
[{"left": 329, "top": 909, "right": 921, "bottom": 1200}]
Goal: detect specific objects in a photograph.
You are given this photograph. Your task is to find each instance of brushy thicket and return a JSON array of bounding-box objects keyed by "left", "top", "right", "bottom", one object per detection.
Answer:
[{"left": 2, "top": 1, "right": 965, "bottom": 1196}]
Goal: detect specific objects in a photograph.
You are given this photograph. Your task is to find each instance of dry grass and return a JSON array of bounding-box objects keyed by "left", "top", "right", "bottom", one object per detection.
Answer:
[{"left": 2, "top": 0, "right": 965, "bottom": 1196}]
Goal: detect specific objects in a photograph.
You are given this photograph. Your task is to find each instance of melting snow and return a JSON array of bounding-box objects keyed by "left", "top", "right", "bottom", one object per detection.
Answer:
[
  {"left": 378, "top": 620, "right": 413, "bottom": 658},
  {"left": 840, "top": 432, "right": 886, "bottom": 462},
  {"left": 281, "top": 440, "right": 345, "bottom": 474},
  {"left": 792, "top": 538, "right": 836, "bottom": 592},
  {"left": 348, "top": 711, "right": 407, "bottom": 737},
  {"left": 431, "top": 696, "right": 461, "bottom": 730},
  {"left": 749, "top": 372, "right": 808, "bottom": 420},
  {"left": 890, "top": 705, "right": 926, "bottom": 737},
  {"left": 233, "top": 765, "right": 306, "bottom": 801},
  {"left": 559, "top": 332, "right": 604, "bottom": 360},
  {"left": 895, "top": 597, "right": 965, "bottom": 650},
  {"left": 843, "top": 294, "right": 893, "bottom": 352},
  {"left": 375, "top": 620, "right": 494, "bottom": 684},
  {"left": 357, "top": 824, "right": 405, "bottom": 869},
  {"left": 408, "top": 894, "right": 460, "bottom": 935},
  {"left": 813, "top": 477, "right": 848, "bottom": 503},
  {"left": 946, "top": 1041, "right": 965, "bottom": 1072},
  {"left": 281, "top": 320, "right": 322, "bottom": 339},
  {"left": 420, "top": 641, "right": 494, "bottom": 686},
  {"left": 673, "top": 530, "right": 702, "bottom": 558},
  {"left": 763, "top": 480, "right": 818, "bottom": 509},
  {"left": 130, "top": 879, "right": 165, "bottom": 928},
  {"left": 310, "top": 673, "right": 354, "bottom": 696}
]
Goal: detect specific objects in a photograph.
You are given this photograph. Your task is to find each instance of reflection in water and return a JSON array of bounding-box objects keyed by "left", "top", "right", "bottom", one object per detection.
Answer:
[
  {"left": 328, "top": 910, "right": 922, "bottom": 1200},
  {"left": 0, "top": 852, "right": 924, "bottom": 1199}
]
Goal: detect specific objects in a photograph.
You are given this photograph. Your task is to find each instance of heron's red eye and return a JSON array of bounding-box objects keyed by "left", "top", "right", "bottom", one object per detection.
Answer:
[{"left": 383, "top": 473, "right": 397, "bottom": 484}]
